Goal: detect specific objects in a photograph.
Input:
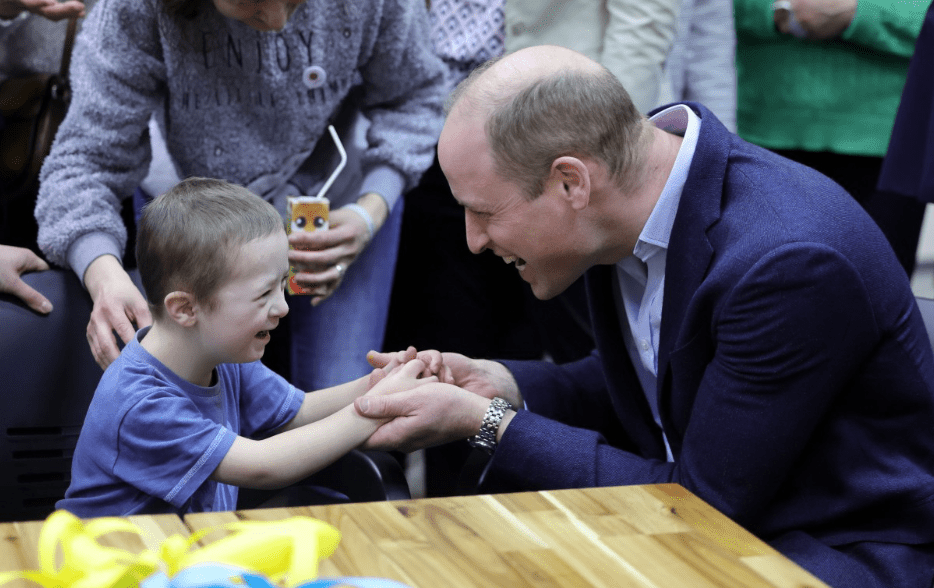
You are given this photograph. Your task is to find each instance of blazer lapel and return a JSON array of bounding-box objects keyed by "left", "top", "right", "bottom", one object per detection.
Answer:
[{"left": 655, "top": 103, "right": 728, "bottom": 451}]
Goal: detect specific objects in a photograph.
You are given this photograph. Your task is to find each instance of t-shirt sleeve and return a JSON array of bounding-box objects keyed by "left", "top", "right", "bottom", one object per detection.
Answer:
[
  {"left": 114, "top": 390, "right": 237, "bottom": 510},
  {"left": 235, "top": 361, "right": 304, "bottom": 438}
]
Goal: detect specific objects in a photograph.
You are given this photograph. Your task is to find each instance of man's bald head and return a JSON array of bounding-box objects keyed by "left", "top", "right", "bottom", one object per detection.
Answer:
[
  {"left": 447, "top": 45, "right": 603, "bottom": 117},
  {"left": 442, "top": 45, "right": 650, "bottom": 199}
]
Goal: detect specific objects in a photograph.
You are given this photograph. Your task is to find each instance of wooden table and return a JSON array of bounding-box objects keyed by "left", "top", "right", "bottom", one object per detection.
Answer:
[
  {"left": 184, "top": 484, "right": 828, "bottom": 588},
  {"left": 0, "top": 485, "right": 827, "bottom": 588}
]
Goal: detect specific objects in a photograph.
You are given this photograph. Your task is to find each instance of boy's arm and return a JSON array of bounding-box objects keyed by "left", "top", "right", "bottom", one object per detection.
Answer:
[
  {"left": 275, "top": 375, "right": 370, "bottom": 433},
  {"left": 278, "top": 348, "right": 426, "bottom": 432},
  {"left": 213, "top": 359, "right": 432, "bottom": 489},
  {"left": 211, "top": 404, "right": 383, "bottom": 490}
]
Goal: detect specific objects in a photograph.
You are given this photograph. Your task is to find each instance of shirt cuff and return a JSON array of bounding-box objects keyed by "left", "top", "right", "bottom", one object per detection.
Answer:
[
  {"left": 360, "top": 164, "right": 405, "bottom": 212},
  {"left": 67, "top": 232, "right": 124, "bottom": 288}
]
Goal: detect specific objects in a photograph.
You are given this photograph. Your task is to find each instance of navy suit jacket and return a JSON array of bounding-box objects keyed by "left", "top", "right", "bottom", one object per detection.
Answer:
[{"left": 489, "top": 103, "right": 934, "bottom": 586}]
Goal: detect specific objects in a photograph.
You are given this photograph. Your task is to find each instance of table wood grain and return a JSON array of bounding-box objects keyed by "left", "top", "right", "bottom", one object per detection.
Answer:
[{"left": 185, "top": 484, "right": 829, "bottom": 588}]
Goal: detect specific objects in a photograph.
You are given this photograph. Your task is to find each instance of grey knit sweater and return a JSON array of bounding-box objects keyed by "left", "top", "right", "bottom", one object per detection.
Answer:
[{"left": 36, "top": 0, "right": 446, "bottom": 279}]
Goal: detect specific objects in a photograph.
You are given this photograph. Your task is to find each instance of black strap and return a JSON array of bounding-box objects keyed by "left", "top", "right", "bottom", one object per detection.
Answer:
[{"left": 58, "top": 17, "right": 78, "bottom": 80}]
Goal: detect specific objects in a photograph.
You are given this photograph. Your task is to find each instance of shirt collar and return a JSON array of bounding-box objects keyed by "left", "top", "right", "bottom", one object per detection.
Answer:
[{"left": 631, "top": 104, "right": 700, "bottom": 262}]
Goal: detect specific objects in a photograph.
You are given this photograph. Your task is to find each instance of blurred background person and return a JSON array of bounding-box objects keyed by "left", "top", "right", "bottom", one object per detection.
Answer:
[
  {"left": 506, "top": 0, "right": 681, "bottom": 113},
  {"left": 733, "top": 0, "right": 927, "bottom": 273},
  {"left": 663, "top": 0, "right": 736, "bottom": 131},
  {"left": 874, "top": 0, "right": 934, "bottom": 279}
]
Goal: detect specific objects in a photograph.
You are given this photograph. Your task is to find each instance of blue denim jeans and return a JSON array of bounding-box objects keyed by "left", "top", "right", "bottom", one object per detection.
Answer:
[{"left": 286, "top": 198, "right": 403, "bottom": 391}]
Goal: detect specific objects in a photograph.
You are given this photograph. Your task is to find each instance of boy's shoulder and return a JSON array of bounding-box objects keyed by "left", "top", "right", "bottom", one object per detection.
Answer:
[
  {"left": 221, "top": 360, "right": 292, "bottom": 395},
  {"left": 91, "top": 339, "right": 186, "bottom": 413}
]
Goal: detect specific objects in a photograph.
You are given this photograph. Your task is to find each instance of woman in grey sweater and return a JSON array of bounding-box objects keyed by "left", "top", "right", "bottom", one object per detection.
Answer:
[{"left": 35, "top": 0, "right": 446, "bottom": 391}]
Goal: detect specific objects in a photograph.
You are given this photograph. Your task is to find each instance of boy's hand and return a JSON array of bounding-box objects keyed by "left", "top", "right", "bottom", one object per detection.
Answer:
[
  {"left": 368, "top": 346, "right": 453, "bottom": 384},
  {"left": 366, "top": 346, "right": 415, "bottom": 390},
  {"left": 369, "top": 348, "right": 513, "bottom": 400},
  {"left": 366, "top": 358, "right": 438, "bottom": 398}
]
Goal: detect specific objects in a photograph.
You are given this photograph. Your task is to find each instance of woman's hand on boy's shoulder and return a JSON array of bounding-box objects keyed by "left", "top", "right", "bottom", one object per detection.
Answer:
[{"left": 83, "top": 255, "right": 151, "bottom": 369}]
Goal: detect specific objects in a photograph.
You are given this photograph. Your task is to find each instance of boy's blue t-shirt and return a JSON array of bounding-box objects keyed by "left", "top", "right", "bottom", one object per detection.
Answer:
[{"left": 57, "top": 327, "right": 304, "bottom": 517}]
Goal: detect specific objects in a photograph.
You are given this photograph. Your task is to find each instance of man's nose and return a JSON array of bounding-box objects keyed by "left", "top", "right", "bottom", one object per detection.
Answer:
[{"left": 464, "top": 211, "right": 489, "bottom": 255}]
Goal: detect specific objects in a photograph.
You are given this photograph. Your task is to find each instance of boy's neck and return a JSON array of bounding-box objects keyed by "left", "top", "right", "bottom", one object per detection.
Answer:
[{"left": 140, "top": 321, "right": 218, "bottom": 387}]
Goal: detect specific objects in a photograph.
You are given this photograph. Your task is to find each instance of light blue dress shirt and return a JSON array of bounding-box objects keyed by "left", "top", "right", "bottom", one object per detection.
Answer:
[{"left": 614, "top": 104, "right": 700, "bottom": 461}]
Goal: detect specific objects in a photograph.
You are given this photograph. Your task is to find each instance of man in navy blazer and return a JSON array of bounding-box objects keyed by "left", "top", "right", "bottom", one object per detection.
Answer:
[{"left": 358, "top": 45, "right": 934, "bottom": 587}]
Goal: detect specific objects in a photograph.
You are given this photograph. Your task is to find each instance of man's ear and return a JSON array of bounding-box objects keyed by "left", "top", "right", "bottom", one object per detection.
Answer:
[
  {"left": 163, "top": 291, "right": 198, "bottom": 327},
  {"left": 550, "top": 156, "right": 590, "bottom": 210}
]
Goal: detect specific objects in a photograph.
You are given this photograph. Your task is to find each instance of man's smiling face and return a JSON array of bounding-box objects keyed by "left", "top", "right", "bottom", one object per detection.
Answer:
[{"left": 438, "top": 108, "right": 587, "bottom": 301}]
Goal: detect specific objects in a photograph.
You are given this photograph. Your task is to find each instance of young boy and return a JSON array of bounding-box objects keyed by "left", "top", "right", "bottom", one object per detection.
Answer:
[{"left": 57, "top": 177, "right": 430, "bottom": 516}]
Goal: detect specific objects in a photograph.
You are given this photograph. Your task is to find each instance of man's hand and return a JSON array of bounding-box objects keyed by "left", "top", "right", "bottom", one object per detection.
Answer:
[
  {"left": 355, "top": 383, "right": 491, "bottom": 453},
  {"left": 0, "top": 245, "right": 52, "bottom": 314},
  {"left": 368, "top": 349, "right": 522, "bottom": 407},
  {"left": 0, "top": 0, "right": 86, "bottom": 21},
  {"left": 775, "top": 0, "right": 856, "bottom": 40},
  {"left": 83, "top": 255, "right": 151, "bottom": 369}
]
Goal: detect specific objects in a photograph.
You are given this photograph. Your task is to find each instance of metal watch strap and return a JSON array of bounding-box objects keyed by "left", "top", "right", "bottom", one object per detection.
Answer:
[{"left": 468, "top": 397, "right": 513, "bottom": 455}]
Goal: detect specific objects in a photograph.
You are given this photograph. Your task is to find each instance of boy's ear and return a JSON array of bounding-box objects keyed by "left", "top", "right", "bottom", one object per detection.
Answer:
[{"left": 163, "top": 291, "right": 198, "bottom": 327}]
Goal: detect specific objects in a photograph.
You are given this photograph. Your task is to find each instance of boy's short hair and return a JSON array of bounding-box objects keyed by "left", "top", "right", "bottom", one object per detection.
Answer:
[{"left": 137, "top": 177, "right": 285, "bottom": 318}]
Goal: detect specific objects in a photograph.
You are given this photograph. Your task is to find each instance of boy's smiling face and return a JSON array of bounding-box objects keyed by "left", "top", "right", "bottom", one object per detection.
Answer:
[{"left": 196, "top": 230, "right": 290, "bottom": 366}]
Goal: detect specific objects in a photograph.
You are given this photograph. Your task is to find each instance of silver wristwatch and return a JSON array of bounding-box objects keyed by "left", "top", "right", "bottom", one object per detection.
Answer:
[{"left": 468, "top": 397, "right": 513, "bottom": 455}]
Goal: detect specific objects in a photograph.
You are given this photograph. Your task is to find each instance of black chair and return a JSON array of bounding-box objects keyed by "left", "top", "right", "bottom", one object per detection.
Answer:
[
  {"left": 237, "top": 449, "right": 411, "bottom": 509},
  {"left": 0, "top": 269, "right": 408, "bottom": 521},
  {"left": 0, "top": 269, "right": 101, "bottom": 520}
]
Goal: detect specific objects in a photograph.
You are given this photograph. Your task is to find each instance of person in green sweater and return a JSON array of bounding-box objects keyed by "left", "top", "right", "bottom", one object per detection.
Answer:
[{"left": 733, "top": 0, "right": 927, "bottom": 272}]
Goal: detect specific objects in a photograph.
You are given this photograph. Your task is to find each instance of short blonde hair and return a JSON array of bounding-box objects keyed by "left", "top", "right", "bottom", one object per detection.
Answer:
[{"left": 136, "top": 177, "right": 284, "bottom": 318}]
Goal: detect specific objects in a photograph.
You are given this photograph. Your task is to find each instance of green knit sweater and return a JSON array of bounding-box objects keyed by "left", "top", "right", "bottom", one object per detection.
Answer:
[{"left": 734, "top": 0, "right": 927, "bottom": 156}]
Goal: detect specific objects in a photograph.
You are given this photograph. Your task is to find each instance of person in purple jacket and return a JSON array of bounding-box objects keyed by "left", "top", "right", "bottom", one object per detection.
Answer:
[{"left": 356, "top": 45, "right": 934, "bottom": 588}]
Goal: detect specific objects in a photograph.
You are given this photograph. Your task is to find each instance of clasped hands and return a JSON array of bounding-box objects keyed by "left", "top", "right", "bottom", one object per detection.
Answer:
[
  {"left": 356, "top": 346, "right": 522, "bottom": 453},
  {"left": 773, "top": 0, "right": 856, "bottom": 40}
]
